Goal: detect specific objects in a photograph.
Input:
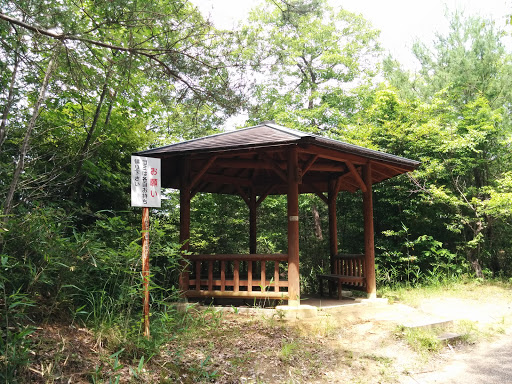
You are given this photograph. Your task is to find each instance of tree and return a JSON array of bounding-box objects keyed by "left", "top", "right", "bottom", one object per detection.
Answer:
[
  {"left": 385, "top": 12, "right": 512, "bottom": 111},
  {"left": 357, "top": 85, "right": 509, "bottom": 277},
  {"left": 0, "top": 0, "right": 245, "bottom": 215},
  {"left": 372, "top": 12, "right": 512, "bottom": 277},
  {"left": 240, "top": 0, "right": 381, "bottom": 132}
]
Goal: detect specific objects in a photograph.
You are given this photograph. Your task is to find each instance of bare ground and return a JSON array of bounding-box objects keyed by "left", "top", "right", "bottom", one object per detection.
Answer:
[{"left": 22, "top": 282, "right": 512, "bottom": 383}]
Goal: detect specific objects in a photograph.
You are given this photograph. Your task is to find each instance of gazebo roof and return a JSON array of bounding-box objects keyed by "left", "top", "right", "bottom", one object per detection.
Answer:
[{"left": 137, "top": 122, "right": 420, "bottom": 195}]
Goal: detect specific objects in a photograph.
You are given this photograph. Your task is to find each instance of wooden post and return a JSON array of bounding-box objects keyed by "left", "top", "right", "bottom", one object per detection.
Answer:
[
  {"left": 179, "top": 159, "right": 191, "bottom": 293},
  {"left": 363, "top": 162, "right": 377, "bottom": 299},
  {"left": 249, "top": 190, "right": 257, "bottom": 254},
  {"left": 328, "top": 179, "right": 338, "bottom": 274},
  {"left": 141, "top": 207, "right": 150, "bottom": 338},
  {"left": 287, "top": 146, "right": 300, "bottom": 306},
  {"left": 327, "top": 179, "right": 338, "bottom": 297}
]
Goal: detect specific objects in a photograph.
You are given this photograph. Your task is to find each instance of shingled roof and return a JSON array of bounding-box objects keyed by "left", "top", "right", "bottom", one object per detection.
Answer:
[{"left": 136, "top": 122, "right": 420, "bottom": 195}]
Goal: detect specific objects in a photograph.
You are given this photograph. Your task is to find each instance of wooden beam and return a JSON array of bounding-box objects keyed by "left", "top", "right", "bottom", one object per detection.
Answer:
[
  {"left": 304, "top": 183, "right": 328, "bottom": 205},
  {"left": 191, "top": 181, "right": 208, "bottom": 199},
  {"left": 236, "top": 185, "right": 250, "bottom": 206},
  {"left": 363, "top": 163, "right": 376, "bottom": 299},
  {"left": 190, "top": 156, "right": 217, "bottom": 190},
  {"left": 216, "top": 157, "right": 346, "bottom": 173},
  {"left": 216, "top": 158, "right": 270, "bottom": 169},
  {"left": 184, "top": 290, "right": 290, "bottom": 300},
  {"left": 202, "top": 173, "right": 253, "bottom": 187},
  {"left": 256, "top": 185, "right": 274, "bottom": 207},
  {"left": 301, "top": 145, "right": 367, "bottom": 165},
  {"left": 334, "top": 174, "right": 344, "bottom": 195},
  {"left": 313, "top": 170, "right": 354, "bottom": 194},
  {"left": 301, "top": 154, "right": 319, "bottom": 176},
  {"left": 371, "top": 166, "right": 396, "bottom": 180},
  {"left": 263, "top": 153, "right": 288, "bottom": 183},
  {"left": 186, "top": 254, "right": 288, "bottom": 262},
  {"left": 345, "top": 160, "right": 367, "bottom": 193},
  {"left": 385, "top": 163, "right": 417, "bottom": 174},
  {"left": 189, "top": 278, "right": 288, "bottom": 288}
]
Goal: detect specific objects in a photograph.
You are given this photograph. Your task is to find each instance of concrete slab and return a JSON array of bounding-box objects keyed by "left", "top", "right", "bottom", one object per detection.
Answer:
[
  {"left": 275, "top": 304, "right": 318, "bottom": 319},
  {"left": 403, "top": 319, "right": 454, "bottom": 330}
]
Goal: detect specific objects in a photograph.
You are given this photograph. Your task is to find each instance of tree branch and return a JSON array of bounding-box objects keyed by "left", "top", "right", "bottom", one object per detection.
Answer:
[{"left": 0, "top": 12, "right": 195, "bottom": 88}]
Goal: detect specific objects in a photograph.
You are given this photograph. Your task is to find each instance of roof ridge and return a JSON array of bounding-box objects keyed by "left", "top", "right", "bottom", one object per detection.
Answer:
[
  {"left": 262, "top": 122, "right": 313, "bottom": 138},
  {"left": 137, "top": 122, "right": 304, "bottom": 153}
]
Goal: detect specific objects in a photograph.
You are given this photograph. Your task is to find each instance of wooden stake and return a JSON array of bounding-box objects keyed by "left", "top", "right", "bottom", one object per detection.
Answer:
[{"left": 141, "top": 206, "right": 150, "bottom": 338}]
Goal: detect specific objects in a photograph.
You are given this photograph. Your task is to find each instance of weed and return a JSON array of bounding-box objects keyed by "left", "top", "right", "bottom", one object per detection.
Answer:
[
  {"left": 275, "top": 308, "right": 286, "bottom": 321},
  {"left": 190, "top": 355, "right": 219, "bottom": 382},
  {"left": 362, "top": 353, "right": 393, "bottom": 365},
  {"left": 397, "top": 325, "right": 442, "bottom": 354},
  {"left": 0, "top": 255, "right": 36, "bottom": 383},
  {"left": 280, "top": 341, "right": 300, "bottom": 362}
]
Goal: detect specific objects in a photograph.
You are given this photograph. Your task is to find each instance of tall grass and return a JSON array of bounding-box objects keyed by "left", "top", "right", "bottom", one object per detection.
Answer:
[{"left": 0, "top": 207, "right": 192, "bottom": 380}]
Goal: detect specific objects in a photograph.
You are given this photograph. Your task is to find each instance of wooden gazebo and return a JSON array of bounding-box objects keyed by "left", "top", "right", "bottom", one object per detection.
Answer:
[{"left": 137, "top": 122, "right": 419, "bottom": 306}]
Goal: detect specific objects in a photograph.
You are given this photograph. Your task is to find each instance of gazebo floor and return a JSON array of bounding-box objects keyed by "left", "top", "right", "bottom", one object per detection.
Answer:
[
  {"left": 300, "top": 294, "right": 363, "bottom": 309},
  {"left": 184, "top": 292, "right": 382, "bottom": 312}
]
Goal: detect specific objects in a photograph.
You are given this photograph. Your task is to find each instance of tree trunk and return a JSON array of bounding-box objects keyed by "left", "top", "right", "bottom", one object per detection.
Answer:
[
  {"left": 73, "top": 87, "right": 117, "bottom": 200},
  {"left": 312, "top": 203, "right": 323, "bottom": 240},
  {"left": 3, "top": 52, "right": 57, "bottom": 218},
  {"left": 467, "top": 220, "right": 484, "bottom": 278},
  {"left": 0, "top": 49, "right": 20, "bottom": 152},
  {"left": 70, "top": 68, "right": 112, "bottom": 199}
]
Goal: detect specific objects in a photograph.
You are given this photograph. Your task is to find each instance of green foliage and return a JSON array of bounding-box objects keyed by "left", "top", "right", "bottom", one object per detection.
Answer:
[
  {"left": 240, "top": 0, "right": 381, "bottom": 131},
  {"left": 0, "top": 255, "right": 35, "bottom": 382},
  {"left": 377, "top": 227, "right": 467, "bottom": 287}
]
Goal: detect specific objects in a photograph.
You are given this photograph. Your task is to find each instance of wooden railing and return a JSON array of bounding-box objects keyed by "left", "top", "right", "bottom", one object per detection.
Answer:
[
  {"left": 182, "top": 254, "right": 289, "bottom": 300},
  {"left": 319, "top": 253, "right": 366, "bottom": 298}
]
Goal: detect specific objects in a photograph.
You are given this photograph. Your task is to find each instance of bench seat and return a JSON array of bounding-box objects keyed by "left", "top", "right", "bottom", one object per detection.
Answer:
[{"left": 318, "top": 274, "right": 367, "bottom": 299}]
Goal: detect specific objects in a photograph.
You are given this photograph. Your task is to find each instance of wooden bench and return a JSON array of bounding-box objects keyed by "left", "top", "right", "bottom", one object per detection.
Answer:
[{"left": 318, "top": 254, "right": 366, "bottom": 299}]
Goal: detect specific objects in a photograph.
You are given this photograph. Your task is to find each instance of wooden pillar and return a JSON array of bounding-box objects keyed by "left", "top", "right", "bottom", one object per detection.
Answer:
[
  {"left": 363, "top": 162, "right": 377, "bottom": 299},
  {"left": 179, "top": 158, "right": 191, "bottom": 293},
  {"left": 249, "top": 190, "right": 257, "bottom": 254},
  {"left": 328, "top": 179, "right": 338, "bottom": 274},
  {"left": 287, "top": 146, "right": 300, "bottom": 306}
]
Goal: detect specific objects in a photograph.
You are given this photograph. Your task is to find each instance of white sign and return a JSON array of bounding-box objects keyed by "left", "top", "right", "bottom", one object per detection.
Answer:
[{"left": 131, "top": 156, "right": 161, "bottom": 207}]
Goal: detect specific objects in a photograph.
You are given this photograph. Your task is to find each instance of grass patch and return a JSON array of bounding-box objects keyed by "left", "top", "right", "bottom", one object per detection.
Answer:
[
  {"left": 380, "top": 279, "right": 512, "bottom": 307},
  {"left": 396, "top": 326, "right": 443, "bottom": 355},
  {"left": 280, "top": 341, "right": 300, "bottom": 362}
]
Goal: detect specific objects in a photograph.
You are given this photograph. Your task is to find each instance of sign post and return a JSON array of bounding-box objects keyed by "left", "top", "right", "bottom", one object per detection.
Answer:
[{"left": 131, "top": 156, "right": 161, "bottom": 338}]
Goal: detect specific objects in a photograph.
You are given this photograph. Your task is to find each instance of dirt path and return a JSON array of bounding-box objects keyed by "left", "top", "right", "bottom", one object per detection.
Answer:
[
  {"left": 295, "top": 286, "right": 512, "bottom": 383},
  {"left": 401, "top": 334, "right": 512, "bottom": 383}
]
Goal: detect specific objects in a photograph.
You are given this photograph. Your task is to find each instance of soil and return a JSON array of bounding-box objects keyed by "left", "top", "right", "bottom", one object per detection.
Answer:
[{"left": 21, "top": 282, "right": 512, "bottom": 383}]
